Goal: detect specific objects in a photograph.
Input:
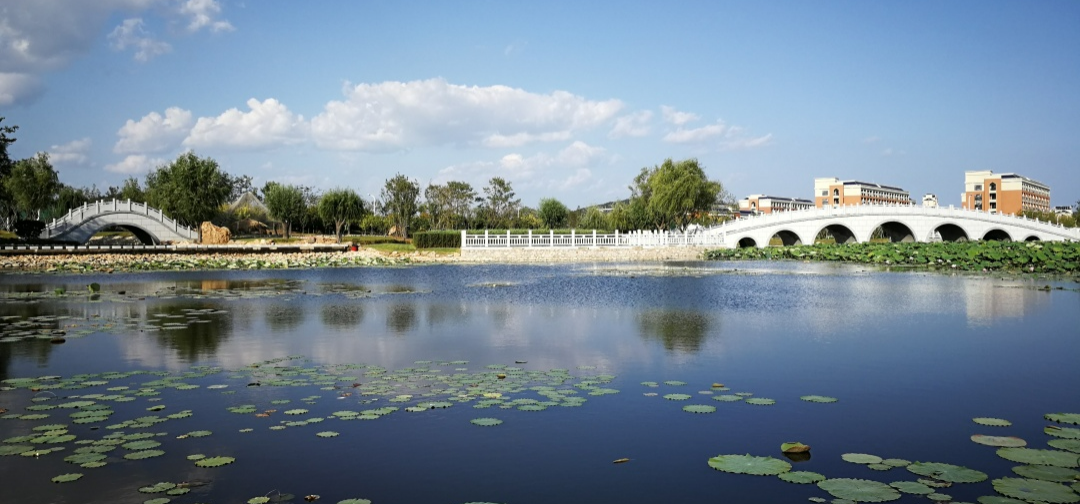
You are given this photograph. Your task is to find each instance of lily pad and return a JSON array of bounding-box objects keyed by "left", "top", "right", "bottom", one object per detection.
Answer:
[
  {"left": 1011, "top": 464, "right": 1080, "bottom": 482},
  {"left": 974, "top": 417, "right": 1013, "bottom": 427},
  {"left": 194, "top": 456, "right": 235, "bottom": 467},
  {"left": 882, "top": 459, "right": 911, "bottom": 467},
  {"left": 817, "top": 478, "right": 901, "bottom": 502},
  {"left": 124, "top": 449, "right": 166, "bottom": 460},
  {"left": 663, "top": 394, "right": 691, "bottom": 401},
  {"left": 744, "top": 398, "right": 775, "bottom": 406},
  {"left": 139, "top": 482, "right": 177, "bottom": 493},
  {"left": 890, "top": 481, "right": 933, "bottom": 494},
  {"left": 470, "top": 418, "right": 503, "bottom": 427},
  {"left": 1045, "top": 413, "right": 1080, "bottom": 425},
  {"left": 781, "top": 442, "right": 810, "bottom": 453},
  {"left": 1046, "top": 426, "right": 1080, "bottom": 439},
  {"left": 707, "top": 454, "right": 791, "bottom": 475},
  {"left": 907, "top": 461, "right": 988, "bottom": 483},
  {"left": 992, "top": 477, "right": 1080, "bottom": 503},
  {"left": 972, "top": 435, "right": 1027, "bottom": 447},
  {"left": 336, "top": 500, "right": 372, "bottom": 504},
  {"left": 842, "top": 453, "right": 883, "bottom": 464},
  {"left": 51, "top": 473, "right": 83, "bottom": 483},
  {"left": 123, "top": 440, "right": 162, "bottom": 450},
  {"left": 683, "top": 405, "right": 716, "bottom": 414},
  {"left": 997, "top": 447, "right": 1080, "bottom": 468},
  {"left": 1048, "top": 439, "right": 1080, "bottom": 453},
  {"left": 316, "top": 431, "right": 339, "bottom": 438},
  {"left": 778, "top": 471, "right": 825, "bottom": 484},
  {"left": 712, "top": 395, "right": 744, "bottom": 402},
  {"left": 800, "top": 395, "right": 838, "bottom": 403}
]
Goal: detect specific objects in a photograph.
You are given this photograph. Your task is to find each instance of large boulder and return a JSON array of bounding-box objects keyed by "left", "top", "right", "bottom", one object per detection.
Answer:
[{"left": 200, "top": 221, "right": 232, "bottom": 244}]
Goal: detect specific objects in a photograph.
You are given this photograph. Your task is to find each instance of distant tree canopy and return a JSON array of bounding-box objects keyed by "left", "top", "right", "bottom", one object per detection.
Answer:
[
  {"left": 318, "top": 188, "right": 366, "bottom": 242},
  {"left": 424, "top": 181, "right": 477, "bottom": 230},
  {"left": 479, "top": 177, "right": 520, "bottom": 229},
  {"left": 145, "top": 152, "right": 233, "bottom": 230},
  {"left": 4, "top": 152, "right": 60, "bottom": 220},
  {"left": 382, "top": 174, "right": 420, "bottom": 238},
  {"left": 625, "top": 158, "right": 728, "bottom": 230},
  {"left": 263, "top": 182, "right": 308, "bottom": 239},
  {"left": 538, "top": 198, "right": 569, "bottom": 229}
]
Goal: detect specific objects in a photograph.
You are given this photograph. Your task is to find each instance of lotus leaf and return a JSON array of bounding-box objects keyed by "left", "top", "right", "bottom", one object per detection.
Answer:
[
  {"left": 316, "top": 431, "right": 339, "bottom": 438},
  {"left": 124, "top": 449, "right": 166, "bottom": 460},
  {"left": 974, "top": 417, "right": 1012, "bottom": 427},
  {"left": 707, "top": 454, "right": 792, "bottom": 475},
  {"left": 712, "top": 395, "right": 743, "bottom": 402},
  {"left": 166, "top": 488, "right": 190, "bottom": 496},
  {"left": 926, "top": 492, "right": 951, "bottom": 501},
  {"left": 882, "top": 459, "right": 911, "bottom": 467},
  {"left": 683, "top": 405, "right": 716, "bottom": 414},
  {"left": 80, "top": 461, "right": 106, "bottom": 468},
  {"left": 817, "top": 478, "right": 901, "bottom": 502},
  {"left": 51, "top": 473, "right": 83, "bottom": 483},
  {"left": 842, "top": 453, "right": 883, "bottom": 464},
  {"left": 248, "top": 498, "right": 271, "bottom": 504},
  {"left": 781, "top": 442, "right": 810, "bottom": 453},
  {"left": 868, "top": 463, "right": 893, "bottom": 471},
  {"left": 139, "top": 482, "right": 177, "bottom": 493},
  {"left": 284, "top": 409, "right": 308, "bottom": 415},
  {"left": 1011, "top": 464, "right": 1080, "bottom": 482},
  {"left": 890, "top": 481, "right": 933, "bottom": 494},
  {"left": 123, "top": 440, "right": 162, "bottom": 450},
  {"left": 187, "top": 454, "right": 205, "bottom": 460},
  {"left": 800, "top": 395, "right": 838, "bottom": 403},
  {"left": 1046, "top": 426, "right": 1080, "bottom": 439},
  {"left": 918, "top": 478, "right": 952, "bottom": 488},
  {"left": 64, "top": 453, "right": 106, "bottom": 464},
  {"left": 1045, "top": 413, "right": 1080, "bottom": 425},
  {"left": 194, "top": 456, "right": 235, "bottom": 467},
  {"left": 907, "top": 461, "right": 988, "bottom": 483},
  {"left": 808, "top": 498, "right": 826, "bottom": 503},
  {"left": 1048, "top": 439, "right": 1080, "bottom": 453},
  {"left": 991, "top": 477, "right": 1080, "bottom": 504},
  {"left": 996, "top": 447, "right": 1080, "bottom": 468},
  {"left": 972, "top": 435, "right": 1027, "bottom": 447},
  {"left": 663, "top": 380, "right": 686, "bottom": 386},
  {"left": 663, "top": 394, "right": 691, "bottom": 401},
  {"left": 640, "top": 382, "right": 659, "bottom": 387},
  {"left": 777, "top": 471, "right": 825, "bottom": 484},
  {"left": 518, "top": 404, "right": 546, "bottom": 411},
  {"left": 336, "top": 500, "right": 371, "bottom": 504},
  {"left": 470, "top": 418, "right": 503, "bottom": 427},
  {"left": 976, "top": 497, "right": 1027, "bottom": 504},
  {"left": 744, "top": 398, "right": 775, "bottom": 405}
]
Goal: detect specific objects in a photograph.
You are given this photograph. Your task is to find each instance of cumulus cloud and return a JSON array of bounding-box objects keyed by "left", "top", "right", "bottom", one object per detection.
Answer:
[
  {"left": 184, "top": 98, "right": 308, "bottom": 150},
  {"left": 608, "top": 111, "right": 653, "bottom": 139},
  {"left": 0, "top": 72, "right": 42, "bottom": 106},
  {"left": 662, "top": 117, "right": 772, "bottom": 150},
  {"left": 114, "top": 107, "right": 194, "bottom": 154},
  {"left": 108, "top": 18, "right": 171, "bottom": 62},
  {"left": 178, "top": 0, "right": 234, "bottom": 33},
  {"left": 47, "top": 138, "right": 92, "bottom": 165},
  {"left": 310, "top": 78, "right": 623, "bottom": 151},
  {"left": 660, "top": 105, "right": 699, "bottom": 126},
  {"left": 105, "top": 154, "right": 164, "bottom": 174},
  {"left": 437, "top": 141, "right": 607, "bottom": 191}
]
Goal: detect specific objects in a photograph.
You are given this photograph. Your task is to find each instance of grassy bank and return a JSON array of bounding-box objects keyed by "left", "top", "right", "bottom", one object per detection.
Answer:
[{"left": 704, "top": 241, "right": 1080, "bottom": 274}]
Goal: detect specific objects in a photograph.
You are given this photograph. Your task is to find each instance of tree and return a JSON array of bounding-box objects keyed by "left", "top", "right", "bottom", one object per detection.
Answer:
[
  {"left": 262, "top": 182, "right": 307, "bottom": 239},
  {"left": 145, "top": 152, "right": 232, "bottom": 235},
  {"left": 578, "top": 206, "right": 609, "bottom": 230},
  {"left": 227, "top": 173, "right": 256, "bottom": 202},
  {"left": 637, "top": 158, "right": 725, "bottom": 230},
  {"left": 538, "top": 197, "right": 569, "bottom": 228},
  {"left": 4, "top": 152, "right": 60, "bottom": 220},
  {"left": 54, "top": 185, "right": 96, "bottom": 215},
  {"left": 0, "top": 117, "right": 17, "bottom": 229},
  {"left": 318, "top": 188, "right": 366, "bottom": 242},
  {"left": 424, "top": 180, "right": 477, "bottom": 230},
  {"left": 381, "top": 174, "right": 420, "bottom": 238},
  {"left": 481, "top": 177, "right": 520, "bottom": 229},
  {"left": 119, "top": 177, "right": 146, "bottom": 203}
]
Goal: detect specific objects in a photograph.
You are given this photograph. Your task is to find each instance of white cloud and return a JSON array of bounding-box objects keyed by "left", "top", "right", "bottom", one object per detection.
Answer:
[
  {"left": 608, "top": 111, "right": 653, "bottom": 139},
  {"left": 437, "top": 141, "right": 608, "bottom": 191},
  {"left": 660, "top": 105, "right": 699, "bottom": 126},
  {"left": 663, "top": 119, "right": 772, "bottom": 150},
  {"left": 115, "top": 107, "right": 194, "bottom": 154},
  {"left": 310, "top": 78, "right": 623, "bottom": 151},
  {"left": 108, "top": 18, "right": 172, "bottom": 62},
  {"left": 663, "top": 123, "right": 729, "bottom": 144},
  {"left": 105, "top": 154, "right": 164, "bottom": 174},
  {"left": 47, "top": 138, "right": 92, "bottom": 165},
  {"left": 723, "top": 133, "right": 773, "bottom": 150},
  {"left": 0, "top": 72, "right": 42, "bottom": 106},
  {"left": 184, "top": 98, "right": 308, "bottom": 150},
  {"left": 178, "top": 0, "right": 234, "bottom": 33}
]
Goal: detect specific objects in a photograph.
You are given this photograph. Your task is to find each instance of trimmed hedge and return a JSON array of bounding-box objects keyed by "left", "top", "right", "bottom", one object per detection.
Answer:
[{"left": 414, "top": 231, "right": 461, "bottom": 249}]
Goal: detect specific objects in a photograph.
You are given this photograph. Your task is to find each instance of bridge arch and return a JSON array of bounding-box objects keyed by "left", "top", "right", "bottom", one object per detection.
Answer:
[
  {"left": 815, "top": 224, "right": 857, "bottom": 244},
  {"left": 933, "top": 223, "right": 969, "bottom": 242},
  {"left": 869, "top": 220, "right": 916, "bottom": 243},
  {"left": 1024, "top": 235, "right": 1040, "bottom": 242},
  {"left": 737, "top": 237, "right": 757, "bottom": 248},
  {"left": 982, "top": 229, "right": 1012, "bottom": 242},
  {"left": 40, "top": 200, "right": 198, "bottom": 244},
  {"left": 770, "top": 230, "right": 803, "bottom": 246}
]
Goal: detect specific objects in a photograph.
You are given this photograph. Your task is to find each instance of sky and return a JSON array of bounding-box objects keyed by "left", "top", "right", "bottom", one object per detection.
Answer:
[{"left": 1, "top": 0, "right": 1078, "bottom": 209}]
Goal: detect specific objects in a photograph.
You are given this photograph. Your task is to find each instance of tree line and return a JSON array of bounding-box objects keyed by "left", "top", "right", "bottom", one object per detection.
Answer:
[{"left": 1, "top": 116, "right": 742, "bottom": 242}]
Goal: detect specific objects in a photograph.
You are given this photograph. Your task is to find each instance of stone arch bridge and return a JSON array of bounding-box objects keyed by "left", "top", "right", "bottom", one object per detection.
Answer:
[
  {"left": 704, "top": 205, "right": 1079, "bottom": 248},
  {"left": 40, "top": 199, "right": 199, "bottom": 245}
]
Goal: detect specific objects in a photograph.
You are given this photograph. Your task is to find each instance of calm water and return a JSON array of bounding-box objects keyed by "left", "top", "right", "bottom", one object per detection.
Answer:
[{"left": 1, "top": 262, "right": 1078, "bottom": 504}]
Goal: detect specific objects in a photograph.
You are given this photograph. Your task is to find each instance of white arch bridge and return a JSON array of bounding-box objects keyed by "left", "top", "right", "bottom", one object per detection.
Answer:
[
  {"left": 704, "top": 205, "right": 1080, "bottom": 248},
  {"left": 40, "top": 199, "right": 199, "bottom": 245}
]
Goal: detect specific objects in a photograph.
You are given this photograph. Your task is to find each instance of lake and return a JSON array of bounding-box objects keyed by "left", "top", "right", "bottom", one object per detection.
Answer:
[{"left": 1, "top": 262, "right": 1078, "bottom": 504}]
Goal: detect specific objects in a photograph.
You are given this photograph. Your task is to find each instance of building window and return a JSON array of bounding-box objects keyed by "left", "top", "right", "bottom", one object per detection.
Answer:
[
  {"left": 975, "top": 184, "right": 982, "bottom": 191},
  {"left": 989, "top": 182, "right": 996, "bottom": 192},
  {"left": 833, "top": 189, "right": 839, "bottom": 197}
]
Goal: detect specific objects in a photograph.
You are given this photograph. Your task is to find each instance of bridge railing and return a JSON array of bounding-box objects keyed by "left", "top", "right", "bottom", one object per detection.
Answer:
[
  {"left": 43, "top": 199, "right": 199, "bottom": 240},
  {"left": 461, "top": 229, "right": 726, "bottom": 249}
]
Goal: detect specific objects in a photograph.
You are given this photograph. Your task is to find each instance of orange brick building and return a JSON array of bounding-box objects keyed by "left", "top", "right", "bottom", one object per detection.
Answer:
[
  {"left": 738, "top": 194, "right": 814, "bottom": 215},
  {"left": 961, "top": 170, "right": 1050, "bottom": 215},
  {"left": 813, "top": 178, "right": 911, "bottom": 208}
]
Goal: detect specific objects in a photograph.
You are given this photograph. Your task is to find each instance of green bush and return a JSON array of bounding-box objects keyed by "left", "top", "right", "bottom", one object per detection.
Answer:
[{"left": 413, "top": 231, "right": 461, "bottom": 249}]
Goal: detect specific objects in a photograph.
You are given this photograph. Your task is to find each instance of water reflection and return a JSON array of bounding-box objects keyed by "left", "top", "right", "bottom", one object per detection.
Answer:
[
  {"left": 386, "top": 302, "right": 417, "bottom": 334},
  {"left": 319, "top": 304, "right": 364, "bottom": 328},
  {"left": 636, "top": 309, "right": 715, "bottom": 353},
  {"left": 264, "top": 304, "right": 306, "bottom": 331},
  {"left": 148, "top": 305, "right": 233, "bottom": 362}
]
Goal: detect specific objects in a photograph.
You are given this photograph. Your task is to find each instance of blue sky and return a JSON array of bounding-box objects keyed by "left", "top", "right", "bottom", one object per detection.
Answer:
[{"left": 2, "top": 0, "right": 1078, "bottom": 209}]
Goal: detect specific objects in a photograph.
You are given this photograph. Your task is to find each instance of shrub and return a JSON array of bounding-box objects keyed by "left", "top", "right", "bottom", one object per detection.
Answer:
[
  {"left": 13, "top": 219, "right": 46, "bottom": 239},
  {"left": 413, "top": 231, "right": 461, "bottom": 249}
]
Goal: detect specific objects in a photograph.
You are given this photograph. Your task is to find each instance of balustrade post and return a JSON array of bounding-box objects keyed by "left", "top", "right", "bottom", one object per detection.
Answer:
[
  {"left": 528, "top": 229, "right": 532, "bottom": 248},
  {"left": 550, "top": 229, "right": 554, "bottom": 247},
  {"left": 484, "top": 230, "right": 489, "bottom": 248},
  {"left": 461, "top": 230, "right": 466, "bottom": 249},
  {"left": 571, "top": 229, "right": 575, "bottom": 248},
  {"left": 592, "top": 229, "right": 596, "bottom": 247},
  {"left": 615, "top": 229, "right": 619, "bottom": 246},
  {"left": 506, "top": 229, "right": 510, "bottom": 248}
]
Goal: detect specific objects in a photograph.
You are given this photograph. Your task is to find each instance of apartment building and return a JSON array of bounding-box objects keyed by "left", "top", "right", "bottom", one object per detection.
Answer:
[
  {"left": 813, "top": 177, "right": 911, "bottom": 208},
  {"left": 738, "top": 194, "right": 814, "bottom": 215},
  {"left": 961, "top": 170, "right": 1050, "bottom": 215}
]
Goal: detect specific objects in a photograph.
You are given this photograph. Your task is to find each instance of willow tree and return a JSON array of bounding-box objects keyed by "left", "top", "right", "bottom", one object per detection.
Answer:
[
  {"left": 318, "top": 188, "right": 365, "bottom": 242},
  {"left": 636, "top": 158, "right": 725, "bottom": 230}
]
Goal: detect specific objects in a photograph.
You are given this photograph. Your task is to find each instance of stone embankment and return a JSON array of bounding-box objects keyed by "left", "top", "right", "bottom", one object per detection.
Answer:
[{"left": 1, "top": 246, "right": 707, "bottom": 273}]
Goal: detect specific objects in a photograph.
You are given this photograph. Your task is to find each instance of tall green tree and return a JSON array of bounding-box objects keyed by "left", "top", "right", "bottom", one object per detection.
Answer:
[
  {"left": 538, "top": 197, "right": 569, "bottom": 228},
  {"left": 4, "top": 152, "right": 60, "bottom": 220},
  {"left": 382, "top": 174, "right": 420, "bottom": 238},
  {"left": 424, "top": 180, "right": 478, "bottom": 230},
  {"left": 54, "top": 185, "right": 99, "bottom": 215},
  {"left": 634, "top": 158, "right": 725, "bottom": 230},
  {"left": 145, "top": 152, "right": 232, "bottom": 234},
  {"left": 0, "top": 117, "right": 20, "bottom": 227},
  {"left": 578, "top": 206, "right": 609, "bottom": 230},
  {"left": 318, "top": 188, "right": 366, "bottom": 242},
  {"left": 262, "top": 182, "right": 308, "bottom": 239},
  {"left": 481, "top": 177, "right": 520, "bottom": 229},
  {"left": 119, "top": 177, "right": 146, "bottom": 203}
]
